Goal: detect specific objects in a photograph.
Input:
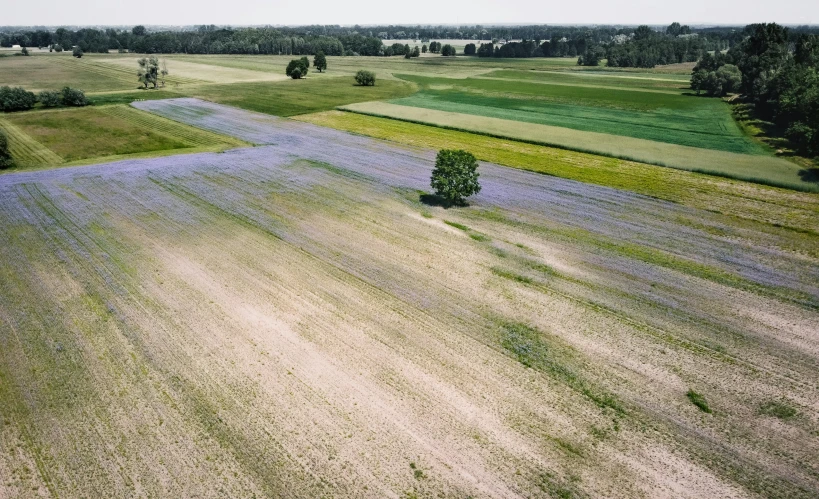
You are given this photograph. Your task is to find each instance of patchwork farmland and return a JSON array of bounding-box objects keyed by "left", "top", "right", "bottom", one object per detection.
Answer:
[{"left": 1, "top": 31, "right": 819, "bottom": 499}]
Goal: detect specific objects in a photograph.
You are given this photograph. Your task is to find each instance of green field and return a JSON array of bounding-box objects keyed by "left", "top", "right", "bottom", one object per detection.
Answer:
[
  {"left": 296, "top": 110, "right": 819, "bottom": 236},
  {"left": 390, "top": 74, "right": 764, "bottom": 154},
  {"left": 0, "top": 105, "right": 246, "bottom": 170},
  {"left": 188, "top": 76, "right": 416, "bottom": 116},
  {"left": 340, "top": 102, "right": 812, "bottom": 191}
]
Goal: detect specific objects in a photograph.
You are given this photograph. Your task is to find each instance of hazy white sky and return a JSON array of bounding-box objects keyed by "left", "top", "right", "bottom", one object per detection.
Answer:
[{"left": 3, "top": 0, "right": 817, "bottom": 26}]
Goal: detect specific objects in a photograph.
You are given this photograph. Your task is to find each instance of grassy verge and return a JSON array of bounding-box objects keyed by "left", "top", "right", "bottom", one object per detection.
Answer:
[
  {"left": 0, "top": 104, "right": 246, "bottom": 172},
  {"left": 338, "top": 102, "right": 816, "bottom": 192},
  {"left": 389, "top": 73, "right": 758, "bottom": 154},
  {"left": 293, "top": 110, "right": 819, "bottom": 235},
  {"left": 189, "top": 76, "right": 417, "bottom": 116}
]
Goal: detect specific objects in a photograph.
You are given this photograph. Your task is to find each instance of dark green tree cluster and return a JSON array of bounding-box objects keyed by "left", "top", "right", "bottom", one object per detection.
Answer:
[
  {"left": 354, "top": 70, "right": 376, "bottom": 86},
  {"left": 688, "top": 24, "right": 819, "bottom": 156},
  {"left": 428, "top": 41, "right": 442, "bottom": 53},
  {"left": 733, "top": 25, "right": 819, "bottom": 155},
  {"left": 0, "top": 130, "right": 13, "bottom": 170},
  {"left": 37, "top": 87, "right": 88, "bottom": 107},
  {"left": 441, "top": 44, "right": 456, "bottom": 56},
  {"left": 689, "top": 53, "right": 741, "bottom": 96},
  {"left": 430, "top": 149, "right": 481, "bottom": 206},
  {"left": 313, "top": 51, "right": 327, "bottom": 72},
  {"left": 605, "top": 25, "right": 704, "bottom": 68},
  {"left": 476, "top": 43, "right": 494, "bottom": 57},
  {"left": 61, "top": 87, "right": 89, "bottom": 106},
  {"left": 463, "top": 43, "right": 476, "bottom": 55},
  {"left": 577, "top": 45, "right": 605, "bottom": 66},
  {"left": 286, "top": 57, "right": 310, "bottom": 79},
  {"left": 0, "top": 86, "right": 37, "bottom": 111}
]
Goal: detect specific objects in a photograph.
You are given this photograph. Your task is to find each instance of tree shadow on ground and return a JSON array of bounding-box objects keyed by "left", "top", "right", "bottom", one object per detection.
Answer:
[
  {"left": 419, "top": 193, "right": 468, "bottom": 208},
  {"left": 798, "top": 168, "right": 819, "bottom": 184}
]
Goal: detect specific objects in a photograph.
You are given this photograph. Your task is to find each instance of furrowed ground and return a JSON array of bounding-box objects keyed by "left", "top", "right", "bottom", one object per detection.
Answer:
[{"left": 0, "top": 99, "right": 817, "bottom": 498}]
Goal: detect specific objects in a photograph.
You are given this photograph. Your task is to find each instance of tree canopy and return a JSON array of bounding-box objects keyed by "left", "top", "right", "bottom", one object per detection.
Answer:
[
  {"left": 355, "top": 70, "right": 375, "bottom": 86},
  {"left": 430, "top": 150, "right": 481, "bottom": 205},
  {"left": 138, "top": 56, "right": 160, "bottom": 88},
  {"left": 0, "top": 130, "right": 13, "bottom": 170},
  {"left": 286, "top": 57, "right": 310, "bottom": 78},
  {"left": 313, "top": 51, "right": 327, "bottom": 72}
]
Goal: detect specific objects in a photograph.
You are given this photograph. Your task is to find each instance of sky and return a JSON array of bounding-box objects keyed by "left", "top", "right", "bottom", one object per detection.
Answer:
[{"left": 3, "top": 0, "right": 818, "bottom": 27}]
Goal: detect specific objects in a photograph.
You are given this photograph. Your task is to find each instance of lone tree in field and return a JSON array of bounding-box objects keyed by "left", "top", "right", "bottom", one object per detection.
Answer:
[
  {"left": 355, "top": 70, "right": 376, "bottom": 86},
  {"left": 286, "top": 58, "right": 309, "bottom": 78},
  {"left": 314, "top": 51, "right": 327, "bottom": 72},
  {"left": 72, "top": 46, "right": 83, "bottom": 58},
  {"left": 0, "top": 130, "right": 13, "bottom": 170},
  {"left": 138, "top": 56, "right": 160, "bottom": 88},
  {"left": 430, "top": 149, "right": 481, "bottom": 206}
]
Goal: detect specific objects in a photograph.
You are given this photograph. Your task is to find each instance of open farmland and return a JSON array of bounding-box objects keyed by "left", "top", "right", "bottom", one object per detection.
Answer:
[
  {"left": 339, "top": 101, "right": 812, "bottom": 190},
  {"left": 389, "top": 74, "right": 763, "bottom": 154},
  {"left": 0, "top": 99, "right": 817, "bottom": 497},
  {"left": 0, "top": 104, "right": 246, "bottom": 171}
]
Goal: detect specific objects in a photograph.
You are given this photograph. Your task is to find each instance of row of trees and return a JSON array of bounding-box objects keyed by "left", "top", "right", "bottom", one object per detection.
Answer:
[
  {"left": 688, "top": 24, "right": 819, "bottom": 156},
  {"left": 0, "top": 86, "right": 87, "bottom": 111}
]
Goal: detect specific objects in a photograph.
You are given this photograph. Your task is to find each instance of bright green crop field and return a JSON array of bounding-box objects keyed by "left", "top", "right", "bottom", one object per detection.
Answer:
[
  {"left": 390, "top": 74, "right": 765, "bottom": 154},
  {"left": 188, "top": 76, "right": 416, "bottom": 116}
]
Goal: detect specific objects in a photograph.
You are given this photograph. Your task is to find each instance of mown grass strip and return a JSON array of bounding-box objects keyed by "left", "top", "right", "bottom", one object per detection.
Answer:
[
  {"left": 339, "top": 102, "right": 814, "bottom": 192},
  {"left": 293, "top": 111, "right": 819, "bottom": 237},
  {"left": 0, "top": 118, "right": 64, "bottom": 169}
]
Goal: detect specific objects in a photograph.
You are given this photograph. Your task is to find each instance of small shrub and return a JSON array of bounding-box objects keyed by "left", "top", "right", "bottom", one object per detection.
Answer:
[
  {"left": 72, "top": 46, "right": 83, "bottom": 58},
  {"left": 39, "top": 90, "right": 62, "bottom": 107},
  {"left": 355, "top": 70, "right": 376, "bottom": 86},
  {"left": 686, "top": 390, "right": 712, "bottom": 413},
  {"left": 0, "top": 130, "right": 13, "bottom": 170},
  {"left": 21, "top": 47, "right": 29, "bottom": 56},
  {"left": 0, "top": 86, "right": 37, "bottom": 111},
  {"left": 759, "top": 401, "right": 797, "bottom": 420},
  {"left": 61, "top": 87, "right": 88, "bottom": 107},
  {"left": 53, "top": 44, "right": 63, "bottom": 52}
]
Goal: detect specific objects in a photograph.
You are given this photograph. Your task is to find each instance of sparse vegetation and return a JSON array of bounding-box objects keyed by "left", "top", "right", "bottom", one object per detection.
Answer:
[
  {"left": 687, "top": 390, "right": 712, "bottom": 413},
  {"left": 759, "top": 401, "right": 797, "bottom": 420}
]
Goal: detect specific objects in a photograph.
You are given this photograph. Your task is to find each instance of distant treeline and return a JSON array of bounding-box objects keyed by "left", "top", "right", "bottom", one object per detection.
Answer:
[
  {"left": 693, "top": 24, "right": 819, "bottom": 156},
  {"left": 2, "top": 23, "right": 819, "bottom": 68}
]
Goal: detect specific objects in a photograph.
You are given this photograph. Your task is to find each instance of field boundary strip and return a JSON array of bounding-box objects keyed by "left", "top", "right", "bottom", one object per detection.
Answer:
[
  {"left": 100, "top": 105, "right": 248, "bottom": 148},
  {"left": 0, "top": 118, "right": 64, "bottom": 168},
  {"left": 471, "top": 75, "right": 687, "bottom": 95},
  {"left": 339, "top": 101, "right": 816, "bottom": 192}
]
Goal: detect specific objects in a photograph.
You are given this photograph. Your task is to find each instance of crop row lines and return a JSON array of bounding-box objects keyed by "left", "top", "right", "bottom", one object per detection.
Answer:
[
  {"left": 0, "top": 118, "right": 64, "bottom": 168},
  {"left": 100, "top": 105, "right": 244, "bottom": 148}
]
